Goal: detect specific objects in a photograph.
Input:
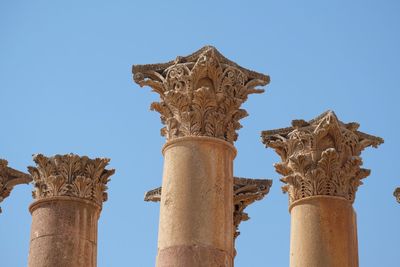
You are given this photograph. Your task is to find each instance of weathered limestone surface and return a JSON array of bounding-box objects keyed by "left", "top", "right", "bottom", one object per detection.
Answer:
[
  {"left": 262, "top": 111, "right": 383, "bottom": 267},
  {"left": 289, "top": 196, "right": 358, "bottom": 267},
  {"left": 158, "top": 137, "right": 236, "bottom": 266},
  {"left": 145, "top": 176, "right": 272, "bottom": 257},
  {"left": 133, "top": 46, "right": 269, "bottom": 267},
  {"left": 0, "top": 159, "right": 32, "bottom": 213},
  {"left": 27, "top": 154, "right": 115, "bottom": 267}
]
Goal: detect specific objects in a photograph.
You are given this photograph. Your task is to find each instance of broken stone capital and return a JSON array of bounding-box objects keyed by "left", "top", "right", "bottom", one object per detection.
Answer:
[{"left": 0, "top": 159, "right": 32, "bottom": 213}]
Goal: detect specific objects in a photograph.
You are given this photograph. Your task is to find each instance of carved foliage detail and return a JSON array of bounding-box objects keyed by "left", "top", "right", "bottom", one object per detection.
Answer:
[
  {"left": 133, "top": 47, "right": 269, "bottom": 143},
  {"left": 28, "top": 154, "right": 115, "bottom": 205},
  {"left": 262, "top": 111, "right": 383, "bottom": 204}
]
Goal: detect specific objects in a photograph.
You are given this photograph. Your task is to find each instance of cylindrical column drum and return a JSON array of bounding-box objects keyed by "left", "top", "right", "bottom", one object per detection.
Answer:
[
  {"left": 156, "top": 136, "right": 236, "bottom": 267},
  {"left": 28, "top": 197, "right": 101, "bottom": 267},
  {"left": 289, "top": 196, "right": 358, "bottom": 267}
]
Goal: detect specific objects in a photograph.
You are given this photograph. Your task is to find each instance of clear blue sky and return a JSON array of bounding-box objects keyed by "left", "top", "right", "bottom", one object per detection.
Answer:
[{"left": 1, "top": 1, "right": 399, "bottom": 266}]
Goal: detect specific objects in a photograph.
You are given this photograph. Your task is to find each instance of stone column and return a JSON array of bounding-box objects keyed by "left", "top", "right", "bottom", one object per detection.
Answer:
[
  {"left": 0, "top": 159, "right": 32, "bottom": 213},
  {"left": 133, "top": 46, "right": 269, "bottom": 267},
  {"left": 262, "top": 111, "right": 383, "bottom": 267},
  {"left": 27, "top": 154, "right": 115, "bottom": 267},
  {"left": 144, "top": 177, "right": 272, "bottom": 260}
]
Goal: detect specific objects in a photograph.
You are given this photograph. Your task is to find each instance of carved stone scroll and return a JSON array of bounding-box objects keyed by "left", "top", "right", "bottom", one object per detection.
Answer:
[
  {"left": 133, "top": 46, "right": 270, "bottom": 143},
  {"left": 28, "top": 154, "right": 115, "bottom": 206},
  {"left": 262, "top": 110, "right": 383, "bottom": 204},
  {"left": 233, "top": 177, "right": 272, "bottom": 241},
  {"left": 144, "top": 186, "right": 161, "bottom": 202},
  {"left": 0, "top": 159, "right": 32, "bottom": 213}
]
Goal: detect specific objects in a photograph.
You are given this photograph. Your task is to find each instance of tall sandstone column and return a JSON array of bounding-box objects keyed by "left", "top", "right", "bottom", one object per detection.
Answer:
[
  {"left": 262, "top": 111, "right": 383, "bottom": 267},
  {"left": 27, "top": 154, "right": 115, "bottom": 267},
  {"left": 0, "top": 159, "right": 32, "bottom": 213},
  {"left": 133, "top": 46, "right": 269, "bottom": 267}
]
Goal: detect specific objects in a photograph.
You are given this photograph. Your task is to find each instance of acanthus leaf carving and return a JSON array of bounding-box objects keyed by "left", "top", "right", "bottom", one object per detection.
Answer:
[
  {"left": 43, "top": 175, "right": 69, "bottom": 197},
  {"left": 133, "top": 46, "right": 269, "bottom": 143},
  {"left": 28, "top": 154, "right": 115, "bottom": 206},
  {"left": 262, "top": 110, "right": 384, "bottom": 204},
  {"left": 71, "top": 176, "right": 93, "bottom": 199}
]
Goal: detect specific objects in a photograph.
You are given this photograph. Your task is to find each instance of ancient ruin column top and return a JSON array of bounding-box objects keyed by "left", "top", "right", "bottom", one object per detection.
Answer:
[
  {"left": 28, "top": 154, "right": 115, "bottom": 209},
  {"left": 0, "top": 159, "right": 32, "bottom": 213},
  {"left": 261, "top": 110, "right": 383, "bottom": 205},
  {"left": 132, "top": 46, "right": 270, "bottom": 143}
]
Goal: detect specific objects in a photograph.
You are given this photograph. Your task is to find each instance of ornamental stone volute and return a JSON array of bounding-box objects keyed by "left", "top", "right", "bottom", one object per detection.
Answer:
[
  {"left": 28, "top": 154, "right": 115, "bottom": 206},
  {"left": 0, "top": 159, "right": 32, "bottom": 213},
  {"left": 132, "top": 46, "right": 270, "bottom": 143},
  {"left": 262, "top": 111, "right": 383, "bottom": 204}
]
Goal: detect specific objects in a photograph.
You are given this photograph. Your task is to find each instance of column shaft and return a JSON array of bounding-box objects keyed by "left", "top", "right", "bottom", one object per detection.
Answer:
[
  {"left": 28, "top": 197, "right": 100, "bottom": 267},
  {"left": 289, "top": 196, "right": 358, "bottom": 267},
  {"left": 157, "top": 137, "right": 235, "bottom": 267}
]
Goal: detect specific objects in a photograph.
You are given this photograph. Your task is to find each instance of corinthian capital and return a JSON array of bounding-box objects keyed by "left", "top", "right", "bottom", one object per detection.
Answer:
[
  {"left": 0, "top": 159, "right": 32, "bottom": 213},
  {"left": 28, "top": 154, "right": 115, "bottom": 206},
  {"left": 132, "top": 46, "right": 269, "bottom": 143},
  {"left": 262, "top": 111, "right": 383, "bottom": 204}
]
